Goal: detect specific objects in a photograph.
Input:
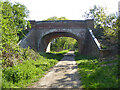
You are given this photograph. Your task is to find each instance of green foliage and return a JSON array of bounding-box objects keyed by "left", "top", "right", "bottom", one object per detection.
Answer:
[
  {"left": 17, "top": 30, "right": 29, "bottom": 41},
  {"left": 84, "top": 5, "right": 119, "bottom": 47},
  {"left": 51, "top": 37, "right": 78, "bottom": 51},
  {"left": 75, "top": 52, "right": 118, "bottom": 88},
  {"left": 39, "top": 53, "right": 63, "bottom": 61},
  {"left": 103, "top": 14, "right": 118, "bottom": 42},
  {"left": 83, "top": 5, "right": 107, "bottom": 28},
  {"left": 43, "top": 16, "right": 69, "bottom": 21},
  {"left": 83, "top": 5, "right": 107, "bottom": 40},
  {"left": 51, "top": 50, "right": 69, "bottom": 54},
  {"left": 1, "top": 0, "right": 31, "bottom": 67},
  {"left": 0, "top": 1, "right": 2, "bottom": 55},
  {"left": 2, "top": 1, "right": 29, "bottom": 45},
  {"left": 101, "top": 44, "right": 107, "bottom": 49},
  {"left": 2, "top": 47, "right": 39, "bottom": 68},
  {"left": 40, "top": 50, "right": 69, "bottom": 61},
  {"left": 0, "top": 1, "right": 2, "bottom": 89},
  {"left": 99, "top": 59, "right": 118, "bottom": 65},
  {"left": 2, "top": 50, "right": 66, "bottom": 88}
]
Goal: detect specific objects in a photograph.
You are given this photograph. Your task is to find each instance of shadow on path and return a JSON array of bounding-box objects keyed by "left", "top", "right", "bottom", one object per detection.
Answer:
[{"left": 28, "top": 51, "right": 81, "bottom": 88}]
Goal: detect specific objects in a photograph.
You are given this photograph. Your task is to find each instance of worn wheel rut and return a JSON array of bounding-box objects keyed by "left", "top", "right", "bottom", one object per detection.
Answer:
[{"left": 28, "top": 51, "right": 81, "bottom": 88}]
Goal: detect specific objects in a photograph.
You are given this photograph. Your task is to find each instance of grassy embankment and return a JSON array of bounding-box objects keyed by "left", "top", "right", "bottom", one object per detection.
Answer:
[
  {"left": 75, "top": 51, "right": 119, "bottom": 88},
  {"left": 2, "top": 50, "right": 69, "bottom": 88}
]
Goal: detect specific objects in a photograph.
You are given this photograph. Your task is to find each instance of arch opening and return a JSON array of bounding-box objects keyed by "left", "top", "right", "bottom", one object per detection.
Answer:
[
  {"left": 39, "top": 31, "right": 83, "bottom": 53},
  {"left": 49, "top": 37, "right": 78, "bottom": 52}
]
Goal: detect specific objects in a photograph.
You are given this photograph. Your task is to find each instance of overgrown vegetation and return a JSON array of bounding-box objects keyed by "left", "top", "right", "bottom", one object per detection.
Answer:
[
  {"left": 1, "top": 1, "right": 69, "bottom": 88},
  {"left": 2, "top": 50, "right": 67, "bottom": 88},
  {"left": 0, "top": 0, "right": 2, "bottom": 88},
  {"left": 2, "top": 0, "right": 31, "bottom": 68},
  {"left": 75, "top": 52, "right": 119, "bottom": 88},
  {"left": 17, "top": 30, "right": 29, "bottom": 41},
  {"left": 83, "top": 6, "right": 120, "bottom": 88},
  {"left": 83, "top": 5, "right": 118, "bottom": 40},
  {"left": 83, "top": 5, "right": 119, "bottom": 55},
  {"left": 1, "top": 0, "right": 57, "bottom": 88},
  {"left": 1, "top": 0, "right": 119, "bottom": 88}
]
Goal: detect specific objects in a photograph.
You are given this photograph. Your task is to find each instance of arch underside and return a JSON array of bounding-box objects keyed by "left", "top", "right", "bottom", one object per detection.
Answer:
[{"left": 39, "top": 31, "right": 85, "bottom": 54}]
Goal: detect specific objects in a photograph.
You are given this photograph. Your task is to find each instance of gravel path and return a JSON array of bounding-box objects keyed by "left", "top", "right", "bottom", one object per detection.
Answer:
[{"left": 28, "top": 51, "right": 81, "bottom": 88}]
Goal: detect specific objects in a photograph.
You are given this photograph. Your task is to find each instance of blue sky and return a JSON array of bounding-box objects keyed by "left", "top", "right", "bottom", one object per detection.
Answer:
[{"left": 10, "top": 0, "right": 120, "bottom": 21}]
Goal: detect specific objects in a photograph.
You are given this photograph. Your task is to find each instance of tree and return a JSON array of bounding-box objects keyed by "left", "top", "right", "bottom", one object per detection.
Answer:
[
  {"left": 2, "top": 1, "right": 30, "bottom": 46},
  {"left": 43, "top": 16, "right": 69, "bottom": 21},
  {"left": 83, "top": 5, "right": 108, "bottom": 39},
  {"left": 116, "top": 17, "right": 120, "bottom": 47},
  {"left": 2, "top": 0, "right": 30, "bottom": 67},
  {"left": 84, "top": 5, "right": 118, "bottom": 44},
  {"left": 104, "top": 14, "right": 118, "bottom": 40},
  {"left": 83, "top": 5, "right": 107, "bottom": 28}
]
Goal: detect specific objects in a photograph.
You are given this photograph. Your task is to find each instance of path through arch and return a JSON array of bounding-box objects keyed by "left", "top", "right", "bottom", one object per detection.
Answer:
[{"left": 28, "top": 51, "right": 81, "bottom": 88}]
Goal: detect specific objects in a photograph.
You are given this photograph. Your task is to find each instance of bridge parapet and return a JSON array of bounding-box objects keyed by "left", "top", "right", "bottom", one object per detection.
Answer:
[{"left": 28, "top": 19, "right": 94, "bottom": 30}]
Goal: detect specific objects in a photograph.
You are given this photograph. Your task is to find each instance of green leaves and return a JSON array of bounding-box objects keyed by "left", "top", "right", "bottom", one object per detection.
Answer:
[
  {"left": 83, "top": 5, "right": 108, "bottom": 29},
  {"left": 84, "top": 5, "right": 119, "bottom": 46},
  {"left": 2, "top": 0, "right": 29, "bottom": 46},
  {"left": 51, "top": 37, "right": 78, "bottom": 51},
  {"left": 2, "top": 51, "right": 64, "bottom": 88},
  {"left": 2, "top": 0, "right": 31, "bottom": 67},
  {"left": 43, "top": 16, "right": 69, "bottom": 21}
]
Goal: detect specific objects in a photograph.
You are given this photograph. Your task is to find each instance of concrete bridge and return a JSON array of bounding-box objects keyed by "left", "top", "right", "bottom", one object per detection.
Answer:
[{"left": 19, "top": 19, "right": 101, "bottom": 56}]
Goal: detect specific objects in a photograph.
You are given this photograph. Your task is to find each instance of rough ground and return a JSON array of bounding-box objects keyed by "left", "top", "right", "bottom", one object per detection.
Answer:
[{"left": 28, "top": 51, "right": 81, "bottom": 88}]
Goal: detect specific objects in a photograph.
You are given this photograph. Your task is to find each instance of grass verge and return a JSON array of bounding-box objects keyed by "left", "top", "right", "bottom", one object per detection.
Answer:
[
  {"left": 2, "top": 50, "right": 68, "bottom": 88},
  {"left": 51, "top": 50, "right": 69, "bottom": 55},
  {"left": 75, "top": 52, "right": 119, "bottom": 88}
]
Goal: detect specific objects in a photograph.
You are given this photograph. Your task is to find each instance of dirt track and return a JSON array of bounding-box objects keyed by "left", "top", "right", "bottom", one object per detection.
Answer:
[{"left": 28, "top": 51, "right": 81, "bottom": 88}]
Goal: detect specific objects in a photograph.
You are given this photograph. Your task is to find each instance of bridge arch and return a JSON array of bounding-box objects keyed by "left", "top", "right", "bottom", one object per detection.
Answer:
[
  {"left": 38, "top": 31, "right": 83, "bottom": 53},
  {"left": 19, "top": 20, "right": 101, "bottom": 56}
]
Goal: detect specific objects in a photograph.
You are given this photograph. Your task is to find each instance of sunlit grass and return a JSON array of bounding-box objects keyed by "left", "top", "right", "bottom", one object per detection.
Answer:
[
  {"left": 51, "top": 50, "right": 69, "bottom": 54},
  {"left": 99, "top": 59, "right": 118, "bottom": 65},
  {"left": 75, "top": 53, "right": 118, "bottom": 88}
]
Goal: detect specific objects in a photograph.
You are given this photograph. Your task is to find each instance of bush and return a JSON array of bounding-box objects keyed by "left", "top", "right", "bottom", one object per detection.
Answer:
[
  {"left": 17, "top": 30, "right": 29, "bottom": 41},
  {"left": 2, "top": 50, "right": 66, "bottom": 88}
]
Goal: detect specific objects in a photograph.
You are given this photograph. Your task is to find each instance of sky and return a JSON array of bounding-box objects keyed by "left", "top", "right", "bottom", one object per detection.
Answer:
[{"left": 10, "top": 0, "right": 120, "bottom": 21}]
